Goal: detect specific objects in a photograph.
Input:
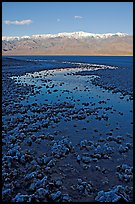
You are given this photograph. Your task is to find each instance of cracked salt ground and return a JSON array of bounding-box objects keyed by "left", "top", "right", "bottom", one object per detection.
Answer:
[{"left": 2, "top": 59, "right": 133, "bottom": 202}]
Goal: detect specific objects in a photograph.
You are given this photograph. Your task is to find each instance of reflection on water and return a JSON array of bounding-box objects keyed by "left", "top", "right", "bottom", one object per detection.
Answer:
[{"left": 11, "top": 67, "right": 132, "bottom": 124}]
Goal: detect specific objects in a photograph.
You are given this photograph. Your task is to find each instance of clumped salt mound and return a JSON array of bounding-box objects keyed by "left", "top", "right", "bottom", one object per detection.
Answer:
[
  {"left": 95, "top": 185, "right": 129, "bottom": 202},
  {"left": 51, "top": 137, "right": 74, "bottom": 158},
  {"left": 116, "top": 164, "right": 133, "bottom": 182}
]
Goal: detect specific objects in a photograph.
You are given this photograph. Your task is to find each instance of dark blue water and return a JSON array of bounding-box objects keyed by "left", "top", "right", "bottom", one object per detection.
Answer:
[{"left": 3, "top": 56, "right": 133, "bottom": 69}]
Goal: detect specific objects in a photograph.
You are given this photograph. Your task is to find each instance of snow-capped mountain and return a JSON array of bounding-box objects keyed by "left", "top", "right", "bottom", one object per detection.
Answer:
[
  {"left": 2, "top": 31, "right": 132, "bottom": 56},
  {"left": 2, "top": 31, "right": 128, "bottom": 41}
]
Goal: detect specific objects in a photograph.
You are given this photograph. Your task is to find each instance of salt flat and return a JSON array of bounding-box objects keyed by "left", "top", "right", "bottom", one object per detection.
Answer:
[{"left": 2, "top": 57, "right": 133, "bottom": 202}]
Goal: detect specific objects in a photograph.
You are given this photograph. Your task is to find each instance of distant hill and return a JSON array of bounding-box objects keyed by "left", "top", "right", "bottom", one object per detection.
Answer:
[{"left": 2, "top": 31, "right": 133, "bottom": 56}]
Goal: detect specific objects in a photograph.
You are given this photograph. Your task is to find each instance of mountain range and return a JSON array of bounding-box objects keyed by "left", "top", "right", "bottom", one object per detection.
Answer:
[{"left": 2, "top": 31, "right": 133, "bottom": 56}]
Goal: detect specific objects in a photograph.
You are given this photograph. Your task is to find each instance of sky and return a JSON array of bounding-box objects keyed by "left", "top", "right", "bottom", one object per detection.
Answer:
[{"left": 2, "top": 2, "right": 133, "bottom": 37}]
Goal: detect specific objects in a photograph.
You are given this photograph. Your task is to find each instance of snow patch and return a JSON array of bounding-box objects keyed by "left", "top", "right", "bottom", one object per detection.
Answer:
[{"left": 2, "top": 31, "right": 128, "bottom": 41}]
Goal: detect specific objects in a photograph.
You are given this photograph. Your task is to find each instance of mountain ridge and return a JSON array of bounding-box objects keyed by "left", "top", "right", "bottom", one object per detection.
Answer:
[
  {"left": 2, "top": 31, "right": 133, "bottom": 56},
  {"left": 2, "top": 31, "right": 129, "bottom": 41}
]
